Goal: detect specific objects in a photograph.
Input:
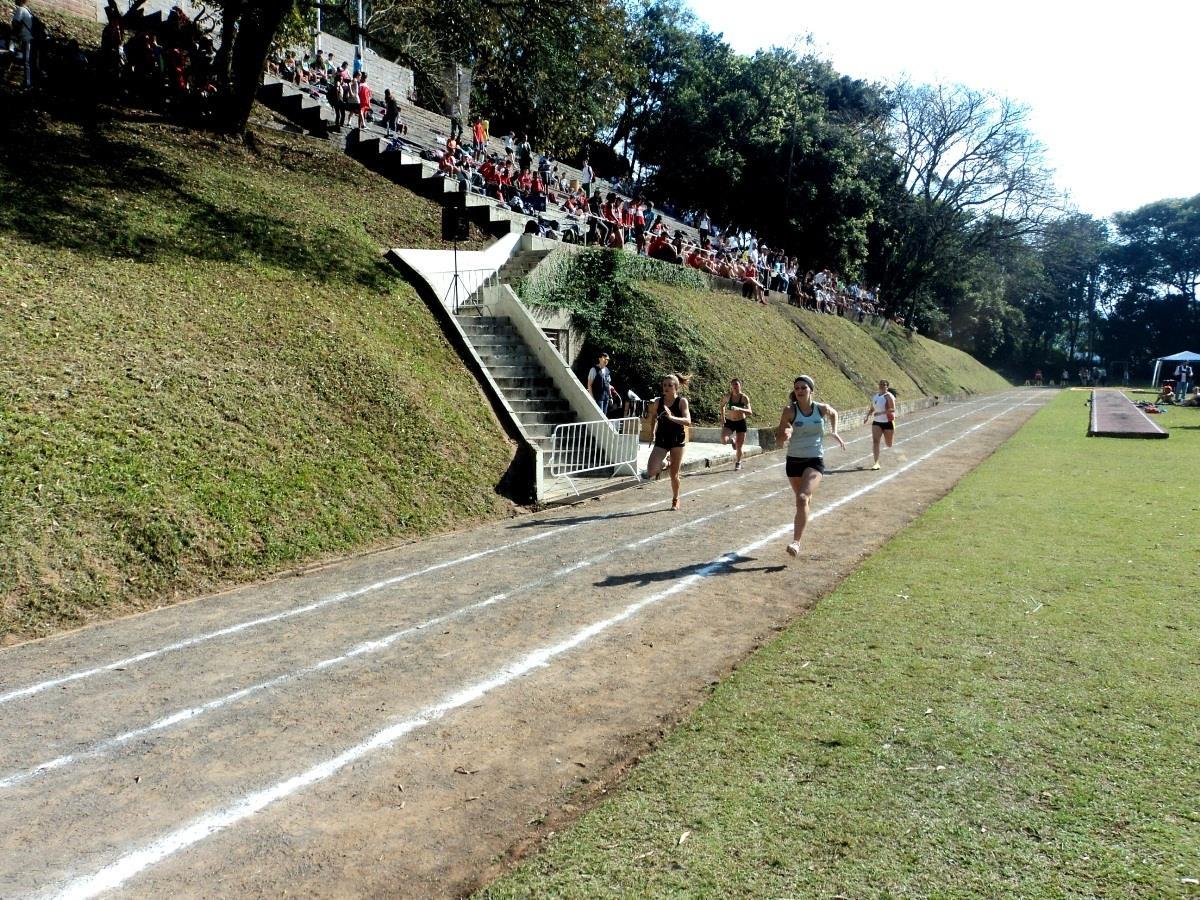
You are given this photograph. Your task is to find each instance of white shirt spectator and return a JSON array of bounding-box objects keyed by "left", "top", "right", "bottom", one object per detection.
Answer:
[{"left": 11, "top": 3, "right": 33, "bottom": 43}]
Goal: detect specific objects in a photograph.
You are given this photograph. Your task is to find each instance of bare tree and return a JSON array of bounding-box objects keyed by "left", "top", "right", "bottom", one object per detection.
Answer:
[{"left": 876, "top": 82, "right": 1063, "bottom": 320}]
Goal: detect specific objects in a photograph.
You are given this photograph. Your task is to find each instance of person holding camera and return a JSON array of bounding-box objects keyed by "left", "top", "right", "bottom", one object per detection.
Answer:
[
  {"left": 646, "top": 374, "right": 692, "bottom": 510},
  {"left": 587, "top": 352, "right": 619, "bottom": 417}
]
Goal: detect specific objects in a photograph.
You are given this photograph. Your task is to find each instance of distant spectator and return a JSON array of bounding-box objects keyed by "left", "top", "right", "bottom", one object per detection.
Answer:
[
  {"left": 471, "top": 116, "right": 485, "bottom": 159},
  {"left": 11, "top": 0, "right": 34, "bottom": 88},
  {"left": 1174, "top": 362, "right": 1193, "bottom": 398},
  {"left": 382, "top": 88, "right": 399, "bottom": 137},
  {"left": 587, "top": 352, "right": 619, "bottom": 417},
  {"left": 516, "top": 134, "right": 532, "bottom": 173},
  {"left": 580, "top": 158, "right": 594, "bottom": 196},
  {"left": 356, "top": 75, "right": 372, "bottom": 129}
]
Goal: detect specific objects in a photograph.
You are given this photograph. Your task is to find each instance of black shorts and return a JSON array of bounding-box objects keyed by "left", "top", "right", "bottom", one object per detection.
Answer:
[
  {"left": 722, "top": 418, "right": 747, "bottom": 433},
  {"left": 654, "top": 437, "right": 686, "bottom": 450},
  {"left": 786, "top": 456, "right": 825, "bottom": 478},
  {"left": 872, "top": 420, "right": 894, "bottom": 431}
]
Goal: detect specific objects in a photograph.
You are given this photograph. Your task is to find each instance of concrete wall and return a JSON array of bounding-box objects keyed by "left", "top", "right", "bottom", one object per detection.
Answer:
[{"left": 311, "top": 32, "right": 413, "bottom": 107}]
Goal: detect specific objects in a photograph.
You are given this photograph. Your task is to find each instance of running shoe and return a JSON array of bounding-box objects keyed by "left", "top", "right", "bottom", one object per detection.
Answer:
[
  {"left": 786, "top": 541, "right": 800, "bottom": 557},
  {"left": 734, "top": 461, "right": 742, "bottom": 471},
  {"left": 870, "top": 462, "right": 881, "bottom": 470}
]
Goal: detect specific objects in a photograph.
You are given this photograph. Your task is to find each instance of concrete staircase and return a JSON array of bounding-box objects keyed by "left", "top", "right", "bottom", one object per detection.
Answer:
[
  {"left": 495, "top": 248, "right": 553, "bottom": 287},
  {"left": 257, "top": 80, "right": 333, "bottom": 137},
  {"left": 456, "top": 315, "right": 576, "bottom": 468}
]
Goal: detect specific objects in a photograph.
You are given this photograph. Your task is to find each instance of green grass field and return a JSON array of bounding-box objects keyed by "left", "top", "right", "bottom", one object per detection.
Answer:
[
  {"left": 482, "top": 391, "right": 1200, "bottom": 898},
  {"left": 0, "top": 106, "right": 511, "bottom": 640}
]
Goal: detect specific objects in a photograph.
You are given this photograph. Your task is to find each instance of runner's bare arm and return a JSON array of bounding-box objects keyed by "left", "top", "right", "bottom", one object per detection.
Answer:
[
  {"left": 775, "top": 404, "right": 795, "bottom": 445},
  {"left": 822, "top": 404, "right": 847, "bottom": 450},
  {"left": 671, "top": 397, "right": 691, "bottom": 425}
]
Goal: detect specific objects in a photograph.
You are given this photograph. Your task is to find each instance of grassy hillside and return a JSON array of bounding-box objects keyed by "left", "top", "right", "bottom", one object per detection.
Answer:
[
  {"left": 0, "top": 106, "right": 513, "bottom": 641},
  {"left": 520, "top": 250, "right": 1009, "bottom": 424}
]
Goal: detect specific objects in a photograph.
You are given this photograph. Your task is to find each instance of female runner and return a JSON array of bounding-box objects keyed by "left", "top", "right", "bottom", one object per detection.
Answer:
[
  {"left": 646, "top": 373, "right": 691, "bottom": 510},
  {"left": 863, "top": 379, "right": 897, "bottom": 470},
  {"left": 719, "top": 377, "right": 753, "bottom": 471},
  {"left": 775, "top": 375, "right": 845, "bottom": 556}
]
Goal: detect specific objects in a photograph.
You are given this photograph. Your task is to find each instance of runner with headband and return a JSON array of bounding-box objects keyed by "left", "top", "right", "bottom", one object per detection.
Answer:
[{"left": 775, "top": 375, "right": 846, "bottom": 557}]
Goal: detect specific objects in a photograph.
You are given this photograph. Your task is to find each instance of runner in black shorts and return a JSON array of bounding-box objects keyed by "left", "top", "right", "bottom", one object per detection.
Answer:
[
  {"left": 776, "top": 375, "right": 845, "bottom": 557},
  {"left": 646, "top": 373, "right": 691, "bottom": 510},
  {"left": 863, "top": 379, "right": 897, "bottom": 470},
  {"left": 720, "top": 377, "right": 753, "bottom": 471}
]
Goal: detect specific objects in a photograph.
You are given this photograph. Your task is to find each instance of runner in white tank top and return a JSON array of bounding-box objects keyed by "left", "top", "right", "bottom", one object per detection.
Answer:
[
  {"left": 862, "top": 379, "right": 896, "bottom": 470},
  {"left": 775, "top": 375, "right": 846, "bottom": 558}
]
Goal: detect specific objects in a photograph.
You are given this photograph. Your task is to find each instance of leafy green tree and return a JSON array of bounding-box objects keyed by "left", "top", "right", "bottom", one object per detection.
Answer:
[
  {"left": 873, "top": 82, "right": 1058, "bottom": 327},
  {"left": 1111, "top": 195, "right": 1200, "bottom": 317}
]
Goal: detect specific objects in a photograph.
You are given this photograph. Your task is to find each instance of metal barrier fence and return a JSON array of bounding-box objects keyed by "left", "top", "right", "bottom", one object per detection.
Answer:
[{"left": 548, "top": 417, "right": 641, "bottom": 496}]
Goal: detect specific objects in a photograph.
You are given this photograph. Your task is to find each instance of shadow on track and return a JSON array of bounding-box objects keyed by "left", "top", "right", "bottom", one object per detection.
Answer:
[{"left": 593, "top": 554, "right": 786, "bottom": 588}]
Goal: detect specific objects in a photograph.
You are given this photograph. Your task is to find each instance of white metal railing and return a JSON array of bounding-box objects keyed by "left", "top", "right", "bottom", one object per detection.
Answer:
[
  {"left": 548, "top": 417, "right": 641, "bottom": 495},
  {"left": 425, "top": 266, "right": 500, "bottom": 313}
]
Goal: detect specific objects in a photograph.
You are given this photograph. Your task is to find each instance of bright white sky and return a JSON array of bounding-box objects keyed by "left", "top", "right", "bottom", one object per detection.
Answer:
[{"left": 685, "top": 0, "right": 1200, "bottom": 220}]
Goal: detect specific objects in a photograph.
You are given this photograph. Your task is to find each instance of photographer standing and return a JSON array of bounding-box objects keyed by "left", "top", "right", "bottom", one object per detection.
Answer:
[{"left": 586, "top": 352, "right": 619, "bottom": 417}]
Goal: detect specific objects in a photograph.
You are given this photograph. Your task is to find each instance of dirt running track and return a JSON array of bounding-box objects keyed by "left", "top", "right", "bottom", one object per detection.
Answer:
[{"left": 0, "top": 389, "right": 1050, "bottom": 899}]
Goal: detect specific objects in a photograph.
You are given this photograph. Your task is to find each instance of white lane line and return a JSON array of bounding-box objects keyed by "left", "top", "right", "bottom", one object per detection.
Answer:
[
  {"left": 0, "top": 393, "right": 1011, "bottom": 708},
  {"left": 0, "top": 496, "right": 760, "bottom": 792},
  {"left": 0, "top": 395, "right": 1022, "bottom": 789},
  {"left": 44, "top": 396, "right": 1031, "bottom": 900}
]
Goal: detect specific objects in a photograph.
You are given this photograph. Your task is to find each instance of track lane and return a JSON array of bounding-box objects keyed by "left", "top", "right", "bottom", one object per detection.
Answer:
[{"left": 0, "top": 391, "right": 1050, "bottom": 898}]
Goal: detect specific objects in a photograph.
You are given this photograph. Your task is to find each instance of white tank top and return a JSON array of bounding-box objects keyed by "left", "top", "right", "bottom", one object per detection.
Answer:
[{"left": 872, "top": 392, "right": 892, "bottom": 423}]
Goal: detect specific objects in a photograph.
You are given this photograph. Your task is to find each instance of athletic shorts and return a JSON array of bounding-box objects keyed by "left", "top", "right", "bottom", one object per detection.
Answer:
[
  {"left": 872, "top": 420, "right": 894, "bottom": 431},
  {"left": 654, "top": 436, "right": 686, "bottom": 450},
  {"left": 786, "top": 456, "right": 825, "bottom": 478},
  {"left": 722, "top": 418, "right": 747, "bottom": 434}
]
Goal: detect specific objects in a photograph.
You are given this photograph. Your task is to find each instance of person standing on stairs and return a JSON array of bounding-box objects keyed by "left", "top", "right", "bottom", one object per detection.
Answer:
[
  {"left": 646, "top": 374, "right": 692, "bottom": 511},
  {"left": 356, "top": 74, "right": 372, "bottom": 130}
]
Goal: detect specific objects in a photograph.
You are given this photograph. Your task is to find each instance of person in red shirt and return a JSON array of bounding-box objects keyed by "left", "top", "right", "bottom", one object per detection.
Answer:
[
  {"left": 647, "top": 226, "right": 681, "bottom": 264},
  {"left": 471, "top": 117, "right": 486, "bottom": 160},
  {"left": 356, "top": 75, "right": 372, "bottom": 129}
]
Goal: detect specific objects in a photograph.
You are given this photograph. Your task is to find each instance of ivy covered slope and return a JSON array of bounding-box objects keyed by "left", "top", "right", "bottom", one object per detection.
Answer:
[
  {"left": 0, "top": 108, "right": 513, "bottom": 641},
  {"left": 519, "top": 250, "right": 1009, "bottom": 424}
]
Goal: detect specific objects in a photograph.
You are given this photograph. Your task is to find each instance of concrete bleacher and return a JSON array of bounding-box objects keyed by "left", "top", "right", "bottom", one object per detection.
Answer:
[{"left": 257, "top": 66, "right": 703, "bottom": 247}]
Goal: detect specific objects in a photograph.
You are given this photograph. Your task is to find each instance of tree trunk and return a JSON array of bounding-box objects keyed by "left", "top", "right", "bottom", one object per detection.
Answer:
[
  {"left": 211, "top": 0, "right": 243, "bottom": 88},
  {"left": 216, "top": 1, "right": 295, "bottom": 136}
]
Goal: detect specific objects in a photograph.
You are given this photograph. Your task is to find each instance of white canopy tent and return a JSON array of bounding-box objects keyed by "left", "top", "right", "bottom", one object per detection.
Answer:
[{"left": 1151, "top": 351, "right": 1200, "bottom": 386}]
